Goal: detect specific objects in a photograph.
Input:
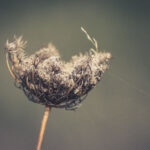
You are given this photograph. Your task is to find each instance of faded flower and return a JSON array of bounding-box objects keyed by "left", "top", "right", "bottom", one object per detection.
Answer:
[{"left": 5, "top": 28, "right": 111, "bottom": 110}]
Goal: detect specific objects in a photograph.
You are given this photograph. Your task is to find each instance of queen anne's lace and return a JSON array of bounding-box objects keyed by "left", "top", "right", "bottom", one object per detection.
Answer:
[{"left": 5, "top": 28, "right": 111, "bottom": 110}]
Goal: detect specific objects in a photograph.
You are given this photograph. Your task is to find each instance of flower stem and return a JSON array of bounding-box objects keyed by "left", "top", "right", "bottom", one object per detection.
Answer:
[{"left": 36, "top": 106, "right": 50, "bottom": 150}]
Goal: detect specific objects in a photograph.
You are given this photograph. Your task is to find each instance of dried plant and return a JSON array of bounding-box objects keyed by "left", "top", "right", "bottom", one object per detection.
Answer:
[{"left": 5, "top": 27, "right": 111, "bottom": 150}]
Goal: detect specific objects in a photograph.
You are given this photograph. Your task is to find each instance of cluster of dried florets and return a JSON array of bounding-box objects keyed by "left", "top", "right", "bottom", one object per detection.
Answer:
[{"left": 5, "top": 28, "right": 111, "bottom": 110}]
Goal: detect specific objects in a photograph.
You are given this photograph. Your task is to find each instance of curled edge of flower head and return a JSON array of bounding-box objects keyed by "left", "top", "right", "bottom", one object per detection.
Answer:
[{"left": 5, "top": 28, "right": 111, "bottom": 111}]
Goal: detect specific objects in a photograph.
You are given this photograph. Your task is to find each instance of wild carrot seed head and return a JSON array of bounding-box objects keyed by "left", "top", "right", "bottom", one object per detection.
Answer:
[{"left": 5, "top": 28, "right": 111, "bottom": 110}]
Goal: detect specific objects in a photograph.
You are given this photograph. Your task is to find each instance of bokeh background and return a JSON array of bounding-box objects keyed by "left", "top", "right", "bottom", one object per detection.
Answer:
[{"left": 0, "top": 0, "right": 150, "bottom": 150}]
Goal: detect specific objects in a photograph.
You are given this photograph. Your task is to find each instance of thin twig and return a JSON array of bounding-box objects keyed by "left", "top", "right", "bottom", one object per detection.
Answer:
[
  {"left": 6, "top": 52, "right": 21, "bottom": 83},
  {"left": 36, "top": 106, "right": 50, "bottom": 150},
  {"left": 6, "top": 52, "right": 16, "bottom": 80}
]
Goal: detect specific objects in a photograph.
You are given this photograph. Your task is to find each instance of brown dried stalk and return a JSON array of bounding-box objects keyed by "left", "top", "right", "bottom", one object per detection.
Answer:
[{"left": 36, "top": 106, "right": 50, "bottom": 150}]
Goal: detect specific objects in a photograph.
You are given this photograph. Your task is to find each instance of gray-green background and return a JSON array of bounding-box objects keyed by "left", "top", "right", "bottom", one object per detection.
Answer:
[{"left": 0, "top": 0, "right": 150, "bottom": 150}]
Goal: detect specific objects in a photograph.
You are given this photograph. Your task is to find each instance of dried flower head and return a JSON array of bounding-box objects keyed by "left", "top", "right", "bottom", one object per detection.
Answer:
[{"left": 5, "top": 27, "right": 111, "bottom": 110}]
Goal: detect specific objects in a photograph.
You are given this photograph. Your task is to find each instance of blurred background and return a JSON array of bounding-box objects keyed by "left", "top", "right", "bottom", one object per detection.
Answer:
[{"left": 0, "top": 0, "right": 150, "bottom": 150}]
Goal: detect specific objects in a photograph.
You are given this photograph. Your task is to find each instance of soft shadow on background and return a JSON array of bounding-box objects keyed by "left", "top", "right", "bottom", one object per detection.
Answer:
[{"left": 0, "top": 0, "right": 150, "bottom": 150}]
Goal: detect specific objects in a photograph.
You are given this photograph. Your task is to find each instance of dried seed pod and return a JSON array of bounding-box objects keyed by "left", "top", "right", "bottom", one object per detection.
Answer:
[{"left": 5, "top": 28, "right": 111, "bottom": 110}]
